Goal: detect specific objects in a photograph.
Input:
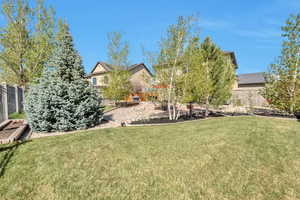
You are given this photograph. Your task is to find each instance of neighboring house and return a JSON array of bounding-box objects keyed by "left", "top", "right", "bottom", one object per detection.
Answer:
[
  {"left": 237, "top": 72, "right": 266, "bottom": 88},
  {"left": 232, "top": 72, "right": 268, "bottom": 107},
  {"left": 87, "top": 62, "right": 153, "bottom": 101}
]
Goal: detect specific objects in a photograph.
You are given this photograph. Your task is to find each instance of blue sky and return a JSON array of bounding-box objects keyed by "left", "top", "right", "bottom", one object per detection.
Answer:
[{"left": 2, "top": 0, "right": 300, "bottom": 74}]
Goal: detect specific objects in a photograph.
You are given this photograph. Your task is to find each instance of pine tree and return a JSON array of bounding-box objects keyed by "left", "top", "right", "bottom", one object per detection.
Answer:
[
  {"left": 183, "top": 37, "right": 235, "bottom": 117},
  {"left": 262, "top": 14, "right": 300, "bottom": 115},
  {"left": 25, "top": 22, "right": 103, "bottom": 132}
]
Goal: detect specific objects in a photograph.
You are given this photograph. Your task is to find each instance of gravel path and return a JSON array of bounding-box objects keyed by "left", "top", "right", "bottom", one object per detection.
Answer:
[
  {"left": 101, "top": 102, "right": 167, "bottom": 128},
  {"left": 30, "top": 102, "right": 168, "bottom": 139}
]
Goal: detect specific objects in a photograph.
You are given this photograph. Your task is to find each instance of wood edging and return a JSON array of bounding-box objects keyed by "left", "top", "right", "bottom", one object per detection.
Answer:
[
  {"left": 0, "top": 120, "right": 28, "bottom": 144},
  {"left": 0, "top": 120, "right": 11, "bottom": 131},
  {"left": 127, "top": 115, "right": 298, "bottom": 127}
]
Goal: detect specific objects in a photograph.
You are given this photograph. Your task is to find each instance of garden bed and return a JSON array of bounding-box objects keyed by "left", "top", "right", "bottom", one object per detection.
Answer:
[
  {"left": 130, "top": 109, "right": 296, "bottom": 125},
  {"left": 130, "top": 111, "right": 230, "bottom": 125}
]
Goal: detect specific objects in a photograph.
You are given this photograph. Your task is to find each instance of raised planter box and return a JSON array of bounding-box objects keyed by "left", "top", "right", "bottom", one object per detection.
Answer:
[{"left": 0, "top": 120, "right": 29, "bottom": 144}]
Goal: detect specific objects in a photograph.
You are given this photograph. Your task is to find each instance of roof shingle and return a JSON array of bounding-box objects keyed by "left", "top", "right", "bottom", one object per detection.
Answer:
[{"left": 238, "top": 72, "right": 266, "bottom": 85}]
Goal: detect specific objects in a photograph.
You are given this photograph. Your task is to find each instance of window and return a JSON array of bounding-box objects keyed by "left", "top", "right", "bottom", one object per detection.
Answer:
[
  {"left": 103, "top": 76, "right": 109, "bottom": 84},
  {"left": 92, "top": 77, "right": 97, "bottom": 85}
]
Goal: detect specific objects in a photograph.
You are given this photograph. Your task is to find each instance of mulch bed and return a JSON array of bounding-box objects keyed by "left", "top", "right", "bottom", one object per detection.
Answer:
[
  {"left": 130, "top": 110, "right": 296, "bottom": 125},
  {"left": 130, "top": 111, "right": 227, "bottom": 125},
  {"left": 0, "top": 121, "right": 24, "bottom": 140}
]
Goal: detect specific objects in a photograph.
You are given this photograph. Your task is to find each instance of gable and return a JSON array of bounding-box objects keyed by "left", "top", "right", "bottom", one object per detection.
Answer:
[
  {"left": 128, "top": 63, "right": 153, "bottom": 77},
  {"left": 91, "top": 63, "right": 108, "bottom": 74}
]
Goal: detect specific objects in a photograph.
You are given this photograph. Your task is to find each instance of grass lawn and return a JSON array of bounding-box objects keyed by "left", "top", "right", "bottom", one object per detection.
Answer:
[
  {"left": 0, "top": 116, "right": 300, "bottom": 200},
  {"left": 8, "top": 112, "right": 26, "bottom": 120},
  {"left": 103, "top": 105, "right": 116, "bottom": 112}
]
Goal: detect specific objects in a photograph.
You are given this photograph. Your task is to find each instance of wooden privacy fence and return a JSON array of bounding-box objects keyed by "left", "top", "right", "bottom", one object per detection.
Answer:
[{"left": 0, "top": 83, "right": 24, "bottom": 123}]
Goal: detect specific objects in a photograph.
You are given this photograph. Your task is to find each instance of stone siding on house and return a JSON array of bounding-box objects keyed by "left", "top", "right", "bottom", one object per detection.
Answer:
[{"left": 232, "top": 87, "right": 268, "bottom": 107}]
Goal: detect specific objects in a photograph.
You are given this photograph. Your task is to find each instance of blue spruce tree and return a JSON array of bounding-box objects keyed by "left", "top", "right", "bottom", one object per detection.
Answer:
[{"left": 25, "top": 22, "right": 103, "bottom": 132}]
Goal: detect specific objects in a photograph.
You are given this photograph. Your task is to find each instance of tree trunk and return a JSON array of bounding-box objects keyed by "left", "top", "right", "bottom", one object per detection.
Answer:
[
  {"left": 167, "top": 31, "right": 184, "bottom": 120},
  {"left": 189, "top": 102, "right": 193, "bottom": 118},
  {"left": 204, "top": 96, "right": 209, "bottom": 118}
]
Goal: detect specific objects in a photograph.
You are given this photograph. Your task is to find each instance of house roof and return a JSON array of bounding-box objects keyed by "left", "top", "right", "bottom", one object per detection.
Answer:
[
  {"left": 90, "top": 62, "right": 113, "bottom": 74},
  {"left": 224, "top": 51, "right": 238, "bottom": 68},
  {"left": 238, "top": 72, "right": 266, "bottom": 85},
  {"left": 88, "top": 62, "right": 153, "bottom": 77},
  {"left": 127, "top": 63, "right": 153, "bottom": 76}
]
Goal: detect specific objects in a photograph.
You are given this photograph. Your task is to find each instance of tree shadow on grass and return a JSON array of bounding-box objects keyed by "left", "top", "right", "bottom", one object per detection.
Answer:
[{"left": 0, "top": 141, "right": 30, "bottom": 178}]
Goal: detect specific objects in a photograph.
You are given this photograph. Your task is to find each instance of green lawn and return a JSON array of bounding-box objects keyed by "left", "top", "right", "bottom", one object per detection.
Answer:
[
  {"left": 8, "top": 112, "right": 26, "bottom": 120},
  {"left": 103, "top": 105, "right": 116, "bottom": 112},
  {"left": 0, "top": 117, "right": 300, "bottom": 200}
]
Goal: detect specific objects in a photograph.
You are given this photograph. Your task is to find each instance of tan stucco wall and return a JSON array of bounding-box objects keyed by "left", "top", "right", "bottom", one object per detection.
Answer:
[
  {"left": 129, "top": 68, "right": 152, "bottom": 93},
  {"left": 90, "top": 74, "right": 109, "bottom": 87},
  {"left": 233, "top": 78, "right": 239, "bottom": 89},
  {"left": 90, "top": 67, "right": 152, "bottom": 92}
]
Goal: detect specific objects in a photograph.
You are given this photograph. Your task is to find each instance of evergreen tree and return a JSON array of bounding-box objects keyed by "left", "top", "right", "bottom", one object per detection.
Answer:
[
  {"left": 183, "top": 37, "right": 235, "bottom": 117},
  {"left": 25, "top": 22, "right": 103, "bottom": 132},
  {"left": 261, "top": 14, "right": 300, "bottom": 115},
  {"left": 49, "top": 21, "right": 85, "bottom": 82}
]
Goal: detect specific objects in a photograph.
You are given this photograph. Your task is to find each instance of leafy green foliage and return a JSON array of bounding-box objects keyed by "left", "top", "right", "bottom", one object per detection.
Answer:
[
  {"left": 9, "top": 112, "right": 26, "bottom": 119},
  {"left": 0, "top": 0, "right": 56, "bottom": 86},
  {"left": 261, "top": 14, "right": 300, "bottom": 114},
  {"left": 107, "top": 31, "right": 129, "bottom": 67},
  {"left": 153, "top": 16, "right": 235, "bottom": 119},
  {"left": 201, "top": 38, "right": 236, "bottom": 106},
  {"left": 103, "top": 31, "right": 132, "bottom": 102},
  {"left": 155, "top": 16, "right": 196, "bottom": 120},
  {"left": 182, "top": 37, "right": 235, "bottom": 116},
  {"left": 25, "top": 23, "right": 103, "bottom": 132},
  {"left": 103, "top": 70, "right": 132, "bottom": 102}
]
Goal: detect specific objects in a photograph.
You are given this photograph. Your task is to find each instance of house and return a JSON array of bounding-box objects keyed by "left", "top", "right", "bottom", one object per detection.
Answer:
[
  {"left": 232, "top": 72, "right": 268, "bottom": 107},
  {"left": 87, "top": 62, "right": 153, "bottom": 101},
  {"left": 237, "top": 72, "right": 266, "bottom": 88}
]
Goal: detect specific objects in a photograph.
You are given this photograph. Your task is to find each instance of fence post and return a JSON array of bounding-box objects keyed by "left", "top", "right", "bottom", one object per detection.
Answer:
[
  {"left": 2, "top": 82, "right": 8, "bottom": 121},
  {"left": 22, "top": 86, "right": 25, "bottom": 112},
  {"left": 14, "top": 85, "right": 19, "bottom": 113}
]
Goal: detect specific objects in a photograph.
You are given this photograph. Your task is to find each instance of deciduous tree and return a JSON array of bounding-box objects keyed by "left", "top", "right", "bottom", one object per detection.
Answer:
[
  {"left": 0, "top": 0, "right": 56, "bottom": 86},
  {"left": 261, "top": 14, "right": 300, "bottom": 115},
  {"left": 103, "top": 31, "right": 132, "bottom": 103}
]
